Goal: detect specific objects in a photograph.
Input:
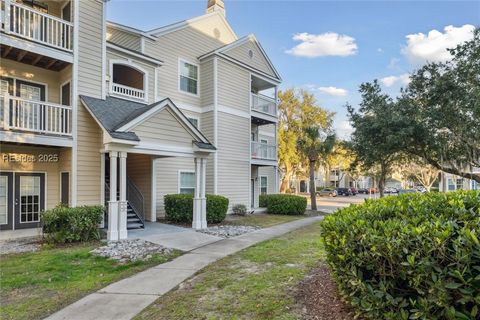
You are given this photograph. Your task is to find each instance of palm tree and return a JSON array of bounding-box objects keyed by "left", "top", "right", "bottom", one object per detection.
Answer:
[{"left": 298, "top": 126, "right": 336, "bottom": 211}]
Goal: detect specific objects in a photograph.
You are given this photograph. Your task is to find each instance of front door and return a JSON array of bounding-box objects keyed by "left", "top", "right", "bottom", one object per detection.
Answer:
[
  {"left": 0, "top": 172, "right": 14, "bottom": 230},
  {"left": 14, "top": 173, "right": 45, "bottom": 229}
]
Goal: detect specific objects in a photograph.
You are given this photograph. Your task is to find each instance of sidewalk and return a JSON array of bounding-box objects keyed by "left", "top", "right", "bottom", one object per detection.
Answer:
[{"left": 46, "top": 215, "right": 324, "bottom": 320}]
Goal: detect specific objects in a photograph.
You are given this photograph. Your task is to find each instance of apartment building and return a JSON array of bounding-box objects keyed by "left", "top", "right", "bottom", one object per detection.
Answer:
[{"left": 0, "top": 0, "right": 281, "bottom": 240}]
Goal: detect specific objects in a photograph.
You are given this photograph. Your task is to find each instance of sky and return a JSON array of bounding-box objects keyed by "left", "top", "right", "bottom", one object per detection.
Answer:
[{"left": 107, "top": 0, "right": 480, "bottom": 139}]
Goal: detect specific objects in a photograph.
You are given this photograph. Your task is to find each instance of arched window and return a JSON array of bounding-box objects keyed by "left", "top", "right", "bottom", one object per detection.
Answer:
[{"left": 110, "top": 62, "right": 147, "bottom": 101}]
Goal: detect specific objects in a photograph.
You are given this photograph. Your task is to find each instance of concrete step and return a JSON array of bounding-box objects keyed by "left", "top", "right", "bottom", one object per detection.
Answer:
[{"left": 127, "top": 223, "right": 144, "bottom": 230}]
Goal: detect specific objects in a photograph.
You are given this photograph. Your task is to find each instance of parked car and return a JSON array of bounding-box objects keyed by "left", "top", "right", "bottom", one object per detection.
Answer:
[
  {"left": 384, "top": 187, "right": 399, "bottom": 194},
  {"left": 368, "top": 187, "right": 379, "bottom": 193},
  {"left": 336, "top": 187, "right": 353, "bottom": 196},
  {"left": 357, "top": 188, "right": 368, "bottom": 194},
  {"left": 317, "top": 188, "right": 337, "bottom": 197},
  {"left": 399, "top": 189, "right": 420, "bottom": 195},
  {"left": 350, "top": 187, "right": 358, "bottom": 195}
]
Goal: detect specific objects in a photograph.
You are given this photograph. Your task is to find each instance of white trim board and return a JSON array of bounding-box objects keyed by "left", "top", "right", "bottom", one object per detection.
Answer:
[{"left": 107, "top": 42, "right": 163, "bottom": 66}]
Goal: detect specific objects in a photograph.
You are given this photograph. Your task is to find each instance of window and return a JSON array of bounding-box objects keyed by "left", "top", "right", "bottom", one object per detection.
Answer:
[
  {"left": 456, "top": 178, "right": 464, "bottom": 190},
  {"left": 472, "top": 180, "right": 478, "bottom": 190},
  {"left": 179, "top": 60, "right": 198, "bottom": 95},
  {"left": 187, "top": 117, "right": 198, "bottom": 128},
  {"left": 179, "top": 171, "right": 195, "bottom": 194},
  {"left": 260, "top": 176, "right": 268, "bottom": 195},
  {"left": 447, "top": 178, "right": 455, "bottom": 191}
]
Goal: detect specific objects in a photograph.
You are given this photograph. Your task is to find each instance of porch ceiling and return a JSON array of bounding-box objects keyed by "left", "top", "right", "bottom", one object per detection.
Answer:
[{"left": 1, "top": 44, "right": 70, "bottom": 71}]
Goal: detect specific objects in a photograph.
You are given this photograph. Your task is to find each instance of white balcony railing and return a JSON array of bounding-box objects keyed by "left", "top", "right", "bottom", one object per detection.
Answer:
[
  {"left": 1, "top": 0, "right": 73, "bottom": 51},
  {"left": 251, "top": 141, "right": 277, "bottom": 161},
  {"left": 2, "top": 95, "right": 72, "bottom": 136},
  {"left": 111, "top": 83, "right": 145, "bottom": 101},
  {"left": 251, "top": 93, "right": 277, "bottom": 117}
]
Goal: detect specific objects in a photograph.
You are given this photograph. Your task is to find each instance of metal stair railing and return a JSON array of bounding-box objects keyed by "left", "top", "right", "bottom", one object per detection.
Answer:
[{"left": 126, "top": 177, "right": 145, "bottom": 225}]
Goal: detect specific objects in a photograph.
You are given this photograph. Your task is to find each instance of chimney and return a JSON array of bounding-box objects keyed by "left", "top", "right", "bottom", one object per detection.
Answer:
[{"left": 206, "top": 0, "right": 225, "bottom": 16}]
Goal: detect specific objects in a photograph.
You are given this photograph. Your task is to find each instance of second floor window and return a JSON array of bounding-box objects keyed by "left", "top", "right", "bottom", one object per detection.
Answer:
[{"left": 179, "top": 60, "right": 198, "bottom": 95}]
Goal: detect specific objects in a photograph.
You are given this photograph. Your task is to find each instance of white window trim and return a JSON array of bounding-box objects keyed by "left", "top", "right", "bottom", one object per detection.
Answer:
[
  {"left": 184, "top": 114, "right": 200, "bottom": 128},
  {"left": 2, "top": 76, "right": 49, "bottom": 101},
  {"left": 60, "top": 80, "right": 71, "bottom": 106},
  {"left": 178, "top": 170, "right": 195, "bottom": 194},
  {"left": 109, "top": 59, "right": 149, "bottom": 103},
  {"left": 178, "top": 58, "right": 200, "bottom": 97},
  {"left": 260, "top": 175, "right": 268, "bottom": 195}
]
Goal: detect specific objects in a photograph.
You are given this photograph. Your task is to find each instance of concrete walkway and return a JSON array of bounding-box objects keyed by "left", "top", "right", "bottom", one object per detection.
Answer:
[{"left": 46, "top": 215, "right": 323, "bottom": 320}]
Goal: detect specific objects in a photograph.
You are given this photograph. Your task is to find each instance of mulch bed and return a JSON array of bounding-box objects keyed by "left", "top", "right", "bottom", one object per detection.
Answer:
[{"left": 296, "top": 264, "right": 359, "bottom": 320}]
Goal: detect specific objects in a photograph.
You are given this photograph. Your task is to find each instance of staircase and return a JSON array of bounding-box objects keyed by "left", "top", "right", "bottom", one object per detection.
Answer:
[{"left": 104, "top": 176, "right": 145, "bottom": 230}]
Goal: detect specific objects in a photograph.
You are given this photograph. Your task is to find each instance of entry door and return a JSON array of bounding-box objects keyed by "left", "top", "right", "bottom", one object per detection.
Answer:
[
  {"left": 61, "top": 172, "right": 69, "bottom": 206},
  {"left": 0, "top": 172, "right": 13, "bottom": 230},
  {"left": 15, "top": 173, "right": 45, "bottom": 229}
]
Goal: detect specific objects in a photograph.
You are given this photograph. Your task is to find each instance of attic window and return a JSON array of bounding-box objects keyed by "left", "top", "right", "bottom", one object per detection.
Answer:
[{"left": 248, "top": 49, "right": 254, "bottom": 59}]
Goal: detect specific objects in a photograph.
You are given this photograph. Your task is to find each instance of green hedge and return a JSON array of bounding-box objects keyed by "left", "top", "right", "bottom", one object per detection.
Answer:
[
  {"left": 262, "top": 194, "right": 307, "bottom": 215},
  {"left": 42, "top": 205, "right": 104, "bottom": 244},
  {"left": 321, "top": 190, "right": 480, "bottom": 320},
  {"left": 164, "top": 194, "right": 229, "bottom": 223},
  {"left": 259, "top": 194, "right": 269, "bottom": 208}
]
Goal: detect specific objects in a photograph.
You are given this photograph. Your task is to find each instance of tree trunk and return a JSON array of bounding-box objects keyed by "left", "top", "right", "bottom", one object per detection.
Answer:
[
  {"left": 280, "top": 176, "right": 290, "bottom": 193},
  {"left": 379, "top": 163, "right": 387, "bottom": 198},
  {"left": 309, "top": 160, "right": 317, "bottom": 211}
]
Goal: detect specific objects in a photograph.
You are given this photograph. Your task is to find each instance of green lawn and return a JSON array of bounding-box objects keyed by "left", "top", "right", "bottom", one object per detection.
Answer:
[
  {"left": 136, "top": 221, "right": 324, "bottom": 320},
  {"left": 223, "top": 210, "right": 326, "bottom": 228},
  {"left": 0, "top": 243, "right": 181, "bottom": 320}
]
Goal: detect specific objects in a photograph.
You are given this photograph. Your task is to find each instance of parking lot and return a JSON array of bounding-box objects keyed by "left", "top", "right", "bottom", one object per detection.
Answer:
[{"left": 312, "top": 193, "right": 379, "bottom": 213}]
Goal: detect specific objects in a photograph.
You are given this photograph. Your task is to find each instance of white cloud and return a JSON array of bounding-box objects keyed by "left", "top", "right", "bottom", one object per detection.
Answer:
[
  {"left": 317, "top": 86, "right": 348, "bottom": 97},
  {"left": 286, "top": 32, "right": 358, "bottom": 57},
  {"left": 335, "top": 120, "right": 353, "bottom": 139},
  {"left": 380, "top": 74, "right": 411, "bottom": 87},
  {"left": 402, "top": 24, "right": 475, "bottom": 64}
]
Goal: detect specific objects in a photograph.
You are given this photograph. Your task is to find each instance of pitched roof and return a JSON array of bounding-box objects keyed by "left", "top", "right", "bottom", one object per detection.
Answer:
[
  {"left": 106, "top": 41, "right": 164, "bottom": 66},
  {"left": 80, "top": 95, "right": 215, "bottom": 151},
  {"left": 198, "top": 34, "right": 282, "bottom": 81}
]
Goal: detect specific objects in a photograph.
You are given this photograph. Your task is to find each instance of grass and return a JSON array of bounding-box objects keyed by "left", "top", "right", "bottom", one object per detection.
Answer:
[
  {"left": 136, "top": 221, "right": 324, "bottom": 320},
  {"left": 0, "top": 242, "right": 181, "bottom": 320}
]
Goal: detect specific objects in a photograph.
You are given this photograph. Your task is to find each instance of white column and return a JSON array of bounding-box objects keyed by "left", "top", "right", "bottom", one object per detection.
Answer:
[
  {"left": 192, "top": 157, "right": 202, "bottom": 229},
  {"left": 107, "top": 151, "right": 119, "bottom": 241},
  {"left": 118, "top": 151, "right": 128, "bottom": 239},
  {"left": 200, "top": 157, "right": 207, "bottom": 229}
]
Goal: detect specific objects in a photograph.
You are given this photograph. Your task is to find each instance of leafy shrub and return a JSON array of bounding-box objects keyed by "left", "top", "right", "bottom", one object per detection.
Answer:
[
  {"left": 206, "top": 195, "right": 229, "bottom": 223},
  {"left": 232, "top": 204, "right": 247, "bottom": 216},
  {"left": 164, "top": 194, "right": 194, "bottom": 223},
  {"left": 263, "top": 194, "right": 307, "bottom": 215},
  {"left": 164, "top": 194, "right": 229, "bottom": 223},
  {"left": 259, "top": 194, "right": 270, "bottom": 207},
  {"left": 321, "top": 190, "right": 480, "bottom": 320},
  {"left": 42, "top": 205, "right": 104, "bottom": 244}
]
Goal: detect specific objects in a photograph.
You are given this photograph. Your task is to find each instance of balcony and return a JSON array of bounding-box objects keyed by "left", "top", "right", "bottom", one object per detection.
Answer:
[
  {"left": 251, "top": 141, "right": 277, "bottom": 164},
  {"left": 111, "top": 83, "right": 145, "bottom": 101},
  {"left": 1, "top": 0, "right": 73, "bottom": 52},
  {"left": 251, "top": 93, "right": 276, "bottom": 116},
  {"left": 2, "top": 95, "right": 72, "bottom": 136}
]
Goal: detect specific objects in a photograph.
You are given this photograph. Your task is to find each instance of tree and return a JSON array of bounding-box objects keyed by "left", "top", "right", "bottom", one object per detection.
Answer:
[
  {"left": 398, "top": 159, "right": 440, "bottom": 191},
  {"left": 298, "top": 126, "right": 335, "bottom": 210},
  {"left": 347, "top": 81, "right": 407, "bottom": 197},
  {"left": 278, "top": 89, "right": 335, "bottom": 192},
  {"left": 399, "top": 28, "right": 480, "bottom": 183},
  {"left": 325, "top": 142, "right": 355, "bottom": 188}
]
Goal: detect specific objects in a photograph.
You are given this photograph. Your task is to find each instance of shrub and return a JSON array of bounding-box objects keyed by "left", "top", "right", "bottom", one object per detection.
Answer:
[
  {"left": 206, "top": 194, "right": 229, "bottom": 223},
  {"left": 321, "top": 190, "right": 480, "bottom": 320},
  {"left": 164, "top": 194, "right": 229, "bottom": 223},
  {"left": 164, "top": 194, "right": 194, "bottom": 223},
  {"left": 232, "top": 204, "right": 247, "bottom": 216},
  {"left": 42, "top": 205, "right": 104, "bottom": 244},
  {"left": 259, "top": 194, "right": 270, "bottom": 207},
  {"left": 263, "top": 194, "right": 307, "bottom": 215}
]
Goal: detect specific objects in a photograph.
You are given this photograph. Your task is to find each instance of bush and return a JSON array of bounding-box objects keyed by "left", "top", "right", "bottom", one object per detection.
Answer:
[
  {"left": 232, "top": 204, "right": 247, "bottom": 216},
  {"left": 206, "top": 194, "right": 229, "bottom": 223},
  {"left": 164, "top": 194, "right": 229, "bottom": 223},
  {"left": 259, "top": 194, "right": 269, "bottom": 207},
  {"left": 42, "top": 205, "right": 104, "bottom": 244},
  {"left": 321, "top": 190, "right": 480, "bottom": 320},
  {"left": 263, "top": 194, "right": 307, "bottom": 215}
]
